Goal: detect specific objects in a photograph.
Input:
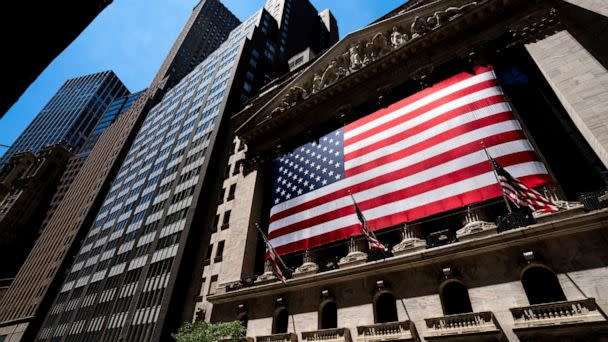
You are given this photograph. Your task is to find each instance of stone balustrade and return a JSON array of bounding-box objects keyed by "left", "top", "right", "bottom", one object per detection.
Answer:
[
  {"left": 424, "top": 311, "right": 502, "bottom": 339},
  {"left": 356, "top": 321, "right": 417, "bottom": 341},
  {"left": 256, "top": 333, "right": 298, "bottom": 342},
  {"left": 219, "top": 338, "right": 254, "bottom": 342},
  {"left": 510, "top": 298, "right": 607, "bottom": 329},
  {"left": 302, "top": 327, "right": 351, "bottom": 341}
]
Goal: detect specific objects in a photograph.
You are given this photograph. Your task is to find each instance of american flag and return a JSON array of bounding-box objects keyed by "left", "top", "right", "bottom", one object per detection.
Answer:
[
  {"left": 490, "top": 157, "right": 558, "bottom": 213},
  {"left": 269, "top": 66, "right": 552, "bottom": 255},
  {"left": 258, "top": 225, "right": 287, "bottom": 284},
  {"left": 351, "top": 194, "right": 387, "bottom": 251}
]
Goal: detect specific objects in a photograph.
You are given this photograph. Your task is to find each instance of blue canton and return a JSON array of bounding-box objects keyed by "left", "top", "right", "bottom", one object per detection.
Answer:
[{"left": 272, "top": 128, "right": 345, "bottom": 205}]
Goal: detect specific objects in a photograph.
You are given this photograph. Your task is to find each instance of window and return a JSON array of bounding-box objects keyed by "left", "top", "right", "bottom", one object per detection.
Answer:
[
  {"left": 214, "top": 241, "right": 225, "bottom": 262},
  {"left": 221, "top": 210, "right": 231, "bottom": 229},
  {"left": 204, "top": 244, "right": 213, "bottom": 264},
  {"left": 521, "top": 266, "right": 566, "bottom": 305},
  {"left": 227, "top": 184, "right": 236, "bottom": 201},
  {"left": 246, "top": 72, "right": 255, "bottom": 81},
  {"left": 319, "top": 300, "right": 337, "bottom": 329},
  {"left": 273, "top": 307, "right": 289, "bottom": 334},
  {"left": 243, "top": 82, "right": 252, "bottom": 93},
  {"left": 374, "top": 291, "right": 398, "bottom": 323},
  {"left": 440, "top": 280, "right": 473, "bottom": 315}
]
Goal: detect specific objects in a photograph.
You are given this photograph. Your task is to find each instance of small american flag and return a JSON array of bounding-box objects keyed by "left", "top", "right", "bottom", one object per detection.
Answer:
[
  {"left": 257, "top": 224, "right": 287, "bottom": 284},
  {"left": 490, "top": 157, "right": 558, "bottom": 213},
  {"left": 351, "top": 194, "right": 388, "bottom": 251},
  {"left": 269, "top": 66, "right": 552, "bottom": 255}
]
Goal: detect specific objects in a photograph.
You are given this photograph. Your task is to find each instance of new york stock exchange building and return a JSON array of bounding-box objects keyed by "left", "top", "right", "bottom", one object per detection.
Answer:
[{"left": 192, "top": 0, "right": 608, "bottom": 341}]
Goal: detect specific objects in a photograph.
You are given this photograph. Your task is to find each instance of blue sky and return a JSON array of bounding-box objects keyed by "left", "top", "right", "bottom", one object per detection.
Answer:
[{"left": 0, "top": 0, "right": 405, "bottom": 157}]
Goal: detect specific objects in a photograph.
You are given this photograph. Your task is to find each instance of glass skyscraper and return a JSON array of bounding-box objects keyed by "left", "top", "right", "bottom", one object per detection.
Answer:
[
  {"left": 36, "top": 9, "right": 280, "bottom": 342},
  {"left": 0, "top": 71, "right": 128, "bottom": 166}
]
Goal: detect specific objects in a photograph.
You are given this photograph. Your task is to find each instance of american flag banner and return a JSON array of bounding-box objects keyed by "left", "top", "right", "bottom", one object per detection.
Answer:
[
  {"left": 269, "top": 66, "right": 552, "bottom": 255},
  {"left": 490, "top": 156, "right": 559, "bottom": 213}
]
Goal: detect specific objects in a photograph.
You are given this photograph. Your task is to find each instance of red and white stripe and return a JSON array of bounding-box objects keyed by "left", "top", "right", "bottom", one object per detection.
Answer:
[{"left": 269, "top": 66, "right": 551, "bottom": 255}]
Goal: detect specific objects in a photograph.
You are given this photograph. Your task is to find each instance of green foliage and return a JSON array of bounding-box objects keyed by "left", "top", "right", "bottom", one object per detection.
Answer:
[{"left": 172, "top": 320, "right": 247, "bottom": 342}]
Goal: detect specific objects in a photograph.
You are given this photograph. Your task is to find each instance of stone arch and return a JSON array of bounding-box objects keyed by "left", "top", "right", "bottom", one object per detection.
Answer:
[
  {"left": 373, "top": 290, "right": 398, "bottom": 323},
  {"left": 439, "top": 279, "right": 473, "bottom": 315},
  {"left": 319, "top": 299, "right": 338, "bottom": 329},
  {"left": 272, "top": 306, "right": 289, "bottom": 334},
  {"left": 521, "top": 264, "right": 566, "bottom": 305}
]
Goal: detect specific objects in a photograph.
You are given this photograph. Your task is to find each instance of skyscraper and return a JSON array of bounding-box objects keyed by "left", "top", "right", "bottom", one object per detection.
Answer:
[
  {"left": 0, "top": 1, "right": 239, "bottom": 341},
  {"left": 0, "top": 1, "right": 113, "bottom": 118},
  {"left": 41, "top": 90, "right": 146, "bottom": 231},
  {"left": 0, "top": 71, "right": 129, "bottom": 166},
  {"left": 34, "top": 0, "right": 337, "bottom": 340}
]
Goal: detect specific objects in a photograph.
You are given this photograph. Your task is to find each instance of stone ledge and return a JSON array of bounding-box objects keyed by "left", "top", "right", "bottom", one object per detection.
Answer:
[{"left": 208, "top": 209, "right": 608, "bottom": 304}]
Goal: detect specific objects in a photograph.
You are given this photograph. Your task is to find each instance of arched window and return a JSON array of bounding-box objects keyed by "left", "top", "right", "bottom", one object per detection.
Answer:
[
  {"left": 319, "top": 300, "right": 337, "bottom": 329},
  {"left": 374, "top": 292, "right": 398, "bottom": 323},
  {"left": 440, "top": 280, "right": 473, "bottom": 315},
  {"left": 521, "top": 266, "right": 566, "bottom": 305},
  {"left": 273, "top": 307, "right": 289, "bottom": 334},
  {"left": 237, "top": 312, "right": 248, "bottom": 329}
]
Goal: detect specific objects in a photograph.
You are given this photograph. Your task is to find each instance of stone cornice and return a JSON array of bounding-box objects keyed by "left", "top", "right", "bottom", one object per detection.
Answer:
[{"left": 207, "top": 208, "right": 608, "bottom": 304}]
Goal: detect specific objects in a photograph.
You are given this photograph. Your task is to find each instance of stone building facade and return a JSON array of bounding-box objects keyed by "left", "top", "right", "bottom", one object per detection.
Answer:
[{"left": 198, "top": 1, "right": 608, "bottom": 341}]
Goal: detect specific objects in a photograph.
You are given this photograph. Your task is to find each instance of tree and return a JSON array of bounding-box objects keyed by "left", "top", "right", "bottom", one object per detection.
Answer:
[{"left": 172, "top": 320, "right": 247, "bottom": 342}]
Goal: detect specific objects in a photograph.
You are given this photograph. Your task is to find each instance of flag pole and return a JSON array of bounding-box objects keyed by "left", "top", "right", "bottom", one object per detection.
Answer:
[
  {"left": 480, "top": 141, "right": 512, "bottom": 214},
  {"left": 255, "top": 222, "right": 289, "bottom": 270}
]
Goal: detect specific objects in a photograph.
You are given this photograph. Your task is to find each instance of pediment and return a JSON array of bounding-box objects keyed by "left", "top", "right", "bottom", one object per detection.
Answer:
[{"left": 236, "top": 0, "right": 485, "bottom": 138}]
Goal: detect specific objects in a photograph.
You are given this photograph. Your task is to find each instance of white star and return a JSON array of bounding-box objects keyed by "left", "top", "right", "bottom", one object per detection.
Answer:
[
  {"left": 335, "top": 174, "right": 341, "bottom": 179},
  {"left": 275, "top": 198, "right": 280, "bottom": 204},
  {"left": 304, "top": 180, "right": 309, "bottom": 186},
  {"left": 286, "top": 193, "right": 291, "bottom": 199},
  {"left": 322, "top": 137, "right": 327, "bottom": 141},
  {"left": 316, "top": 144, "right": 321, "bottom": 149},
  {"left": 335, "top": 131, "right": 340, "bottom": 136},
  {"left": 288, "top": 171, "right": 293, "bottom": 177},
  {"left": 275, "top": 187, "right": 281, "bottom": 193},
  {"left": 304, "top": 170, "right": 309, "bottom": 175},
  {"left": 277, "top": 176, "right": 282, "bottom": 182},
  {"left": 329, "top": 138, "right": 334, "bottom": 143},
  {"left": 335, "top": 141, "right": 339, "bottom": 146},
  {"left": 311, "top": 152, "right": 316, "bottom": 157},
  {"left": 297, "top": 189, "right": 303, "bottom": 195},
  {"left": 323, "top": 147, "right": 327, "bottom": 152},
  {"left": 279, "top": 166, "right": 283, "bottom": 172},
  {"left": 329, "top": 171, "right": 334, "bottom": 176},
  {"left": 335, "top": 162, "right": 341, "bottom": 167},
  {"left": 281, "top": 190, "right": 286, "bottom": 196},
  {"left": 298, "top": 166, "right": 304, "bottom": 172},
  {"left": 304, "top": 160, "right": 310, "bottom": 165},
  {"left": 315, "top": 176, "right": 321, "bottom": 181},
  {"left": 315, "top": 165, "right": 321, "bottom": 170},
  {"left": 297, "top": 177, "right": 303, "bottom": 183},
  {"left": 305, "top": 149, "right": 310, "bottom": 154},
  {"left": 309, "top": 184, "right": 315, "bottom": 190},
  {"left": 322, "top": 179, "right": 328, "bottom": 185},
  {"left": 316, "top": 155, "right": 321, "bottom": 159},
  {"left": 322, "top": 168, "right": 327, "bottom": 173},
  {"left": 329, "top": 160, "right": 334, "bottom": 165},
  {"left": 334, "top": 151, "right": 339, "bottom": 156},
  {"left": 322, "top": 157, "right": 327, "bottom": 162}
]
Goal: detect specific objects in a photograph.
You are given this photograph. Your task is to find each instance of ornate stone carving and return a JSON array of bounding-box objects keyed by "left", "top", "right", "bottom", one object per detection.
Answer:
[
  {"left": 266, "top": 2, "right": 480, "bottom": 115},
  {"left": 390, "top": 26, "right": 408, "bottom": 48},
  {"left": 338, "top": 237, "right": 367, "bottom": 268},
  {"left": 427, "top": 2, "right": 478, "bottom": 28},
  {"left": 392, "top": 223, "right": 426, "bottom": 256},
  {"left": 349, "top": 43, "right": 365, "bottom": 72},
  {"left": 456, "top": 206, "right": 497, "bottom": 241},
  {"left": 411, "top": 16, "right": 430, "bottom": 39},
  {"left": 293, "top": 249, "right": 319, "bottom": 278},
  {"left": 255, "top": 260, "right": 277, "bottom": 284}
]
